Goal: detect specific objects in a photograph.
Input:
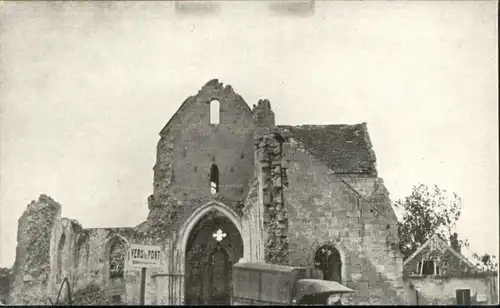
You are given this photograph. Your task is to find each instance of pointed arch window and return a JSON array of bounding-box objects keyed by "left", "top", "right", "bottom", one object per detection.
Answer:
[
  {"left": 210, "top": 99, "right": 220, "bottom": 125},
  {"left": 57, "top": 234, "right": 66, "bottom": 281},
  {"left": 109, "top": 240, "right": 126, "bottom": 279},
  {"left": 210, "top": 164, "right": 219, "bottom": 195}
]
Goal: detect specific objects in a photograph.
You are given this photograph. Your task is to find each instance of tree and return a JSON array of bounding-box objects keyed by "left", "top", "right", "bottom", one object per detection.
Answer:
[
  {"left": 394, "top": 184, "right": 466, "bottom": 260},
  {"left": 472, "top": 253, "right": 498, "bottom": 272}
]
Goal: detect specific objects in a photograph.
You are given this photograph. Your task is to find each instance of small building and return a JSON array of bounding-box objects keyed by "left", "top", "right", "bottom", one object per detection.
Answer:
[{"left": 403, "top": 234, "right": 498, "bottom": 305}]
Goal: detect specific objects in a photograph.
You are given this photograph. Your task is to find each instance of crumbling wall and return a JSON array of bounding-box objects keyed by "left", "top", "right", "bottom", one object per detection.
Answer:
[
  {"left": 254, "top": 132, "right": 290, "bottom": 265},
  {"left": 153, "top": 134, "right": 175, "bottom": 205},
  {"left": 71, "top": 282, "right": 112, "bottom": 305},
  {"left": 9, "top": 194, "right": 61, "bottom": 305},
  {"left": 0, "top": 267, "right": 11, "bottom": 304},
  {"left": 152, "top": 79, "right": 255, "bottom": 207},
  {"left": 48, "top": 217, "right": 83, "bottom": 300},
  {"left": 279, "top": 137, "right": 406, "bottom": 305},
  {"left": 51, "top": 226, "right": 157, "bottom": 305},
  {"left": 252, "top": 99, "right": 275, "bottom": 128}
]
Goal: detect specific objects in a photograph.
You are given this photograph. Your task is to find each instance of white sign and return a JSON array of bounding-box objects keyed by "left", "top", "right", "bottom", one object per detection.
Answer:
[
  {"left": 129, "top": 244, "right": 162, "bottom": 269},
  {"left": 476, "top": 294, "right": 487, "bottom": 302}
]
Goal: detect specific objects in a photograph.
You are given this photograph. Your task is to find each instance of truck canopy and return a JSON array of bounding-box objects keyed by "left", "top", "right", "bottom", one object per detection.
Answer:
[{"left": 292, "top": 279, "right": 354, "bottom": 303}]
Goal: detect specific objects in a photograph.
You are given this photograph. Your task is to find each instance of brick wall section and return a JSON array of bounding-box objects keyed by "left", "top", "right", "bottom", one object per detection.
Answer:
[
  {"left": 9, "top": 195, "right": 61, "bottom": 305},
  {"left": 280, "top": 137, "right": 407, "bottom": 305}
]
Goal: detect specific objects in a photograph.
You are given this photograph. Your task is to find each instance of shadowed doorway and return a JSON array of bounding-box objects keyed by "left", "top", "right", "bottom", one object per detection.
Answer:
[
  {"left": 314, "top": 245, "right": 342, "bottom": 283},
  {"left": 184, "top": 210, "right": 243, "bottom": 305}
]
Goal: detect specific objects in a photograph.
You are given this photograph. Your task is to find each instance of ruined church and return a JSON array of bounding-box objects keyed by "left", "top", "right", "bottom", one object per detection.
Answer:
[{"left": 9, "top": 79, "right": 406, "bottom": 305}]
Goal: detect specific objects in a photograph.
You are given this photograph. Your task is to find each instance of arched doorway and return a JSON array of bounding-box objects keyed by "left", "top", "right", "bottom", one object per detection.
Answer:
[
  {"left": 314, "top": 245, "right": 342, "bottom": 283},
  {"left": 184, "top": 209, "right": 243, "bottom": 305}
]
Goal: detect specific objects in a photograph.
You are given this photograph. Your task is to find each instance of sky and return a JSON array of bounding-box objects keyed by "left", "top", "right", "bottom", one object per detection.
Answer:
[{"left": 0, "top": 1, "right": 498, "bottom": 267}]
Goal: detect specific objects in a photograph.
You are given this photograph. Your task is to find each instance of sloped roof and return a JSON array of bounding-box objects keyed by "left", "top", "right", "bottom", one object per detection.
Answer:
[
  {"left": 278, "top": 123, "right": 377, "bottom": 176},
  {"left": 403, "top": 234, "right": 477, "bottom": 269}
]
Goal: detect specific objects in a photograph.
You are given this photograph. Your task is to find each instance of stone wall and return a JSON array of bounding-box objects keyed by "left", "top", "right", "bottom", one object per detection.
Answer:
[
  {"left": 278, "top": 137, "right": 406, "bottom": 305},
  {"left": 254, "top": 132, "right": 290, "bottom": 265},
  {"left": 153, "top": 79, "right": 256, "bottom": 207},
  {"left": 0, "top": 267, "right": 11, "bottom": 304},
  {"left": 9, "top": 195, "right": 61, "bottom": 305},
  {"left": 8, "top": 82, "right": 412, "bottom": 305},
  {"left": 406, "top": 275, "right": 498, "bottom": 305},
  {"left": 49, "top": 222, "right": 165, "bottom": 305},
  {"left": 8, "top": 194, "right": 154, "bottom": 305},
  {"left": 252, "top": 99, "right": 275, "bottom": 128},
  {"left": 81, "top": 228, "right": 158, "bottom": 305},
  {"left": 48, "top": 217, "right": 82, "bottom": 301},
  {"left": 241, "top": 176, "right": 265, "bottom": 262}
]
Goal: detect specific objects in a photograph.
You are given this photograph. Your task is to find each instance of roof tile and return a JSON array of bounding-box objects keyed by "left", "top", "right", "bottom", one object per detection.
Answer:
[{"left": 278, "top": 123, "right": 377, "bottom": 176}]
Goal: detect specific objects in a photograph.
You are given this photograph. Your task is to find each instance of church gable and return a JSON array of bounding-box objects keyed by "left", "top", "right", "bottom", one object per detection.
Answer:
[
  {"left": 278, "top": 123, "right": 377, "bottom": 176},
  {"left": 152, "top": 79, "right": 258, "bottom": 206},
  {"left": 159, "top": 79, "right": 254, "bottom": 136}
]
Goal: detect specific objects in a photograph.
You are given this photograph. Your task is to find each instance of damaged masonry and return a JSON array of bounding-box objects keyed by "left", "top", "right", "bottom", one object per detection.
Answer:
[{"left": 8, "top": 79, "right": 452, "bottom": 305}]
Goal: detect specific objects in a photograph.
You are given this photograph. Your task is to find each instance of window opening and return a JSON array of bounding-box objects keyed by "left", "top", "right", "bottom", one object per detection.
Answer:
[
  {"left": 210, "top": 99, "right": 220, "bottom": 124},
  {"left": 109, "top": 241, "right": 125, "bottom": 279},
  {"left": 210, "top": 164, "right": 219, "bottom": 194},
  {"left": 421, "top": 260, "right": 435, "bottom": 275},
  {"left": 415, "top": 261, "right": 422, "bottom": 275}
]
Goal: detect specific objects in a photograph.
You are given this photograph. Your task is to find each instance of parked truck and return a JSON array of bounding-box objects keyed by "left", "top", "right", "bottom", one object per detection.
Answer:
[{"left": 232, "top": 261, "right": 354, "bottom": 305}]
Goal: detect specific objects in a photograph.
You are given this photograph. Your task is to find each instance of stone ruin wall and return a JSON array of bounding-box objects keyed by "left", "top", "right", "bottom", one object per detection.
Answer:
[
  {"left": 253, "top": 129, "right": 408, "bottom": 305},
  {"left": 7, "top": 83, "right": 411, "bottom": 305},
  {"left": 9, "top": 195, "right": 60, "bottom": 305},
  {"left": 151, "top": 80, "right": 256, "bottom": 208},
  {"left": 49, "top": 216, "right": 185, "bottom": 305},
  {"left": 254, "top": 131, "right": 290, "bottom": 265},
  {"left": 8, "top": 194, "right": 169, "bottom": 305}
]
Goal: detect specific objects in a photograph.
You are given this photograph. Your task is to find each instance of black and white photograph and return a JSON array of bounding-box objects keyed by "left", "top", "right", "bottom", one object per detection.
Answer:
[{"left": 0, "top": 0, "right": 498, "bottom": 305}]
